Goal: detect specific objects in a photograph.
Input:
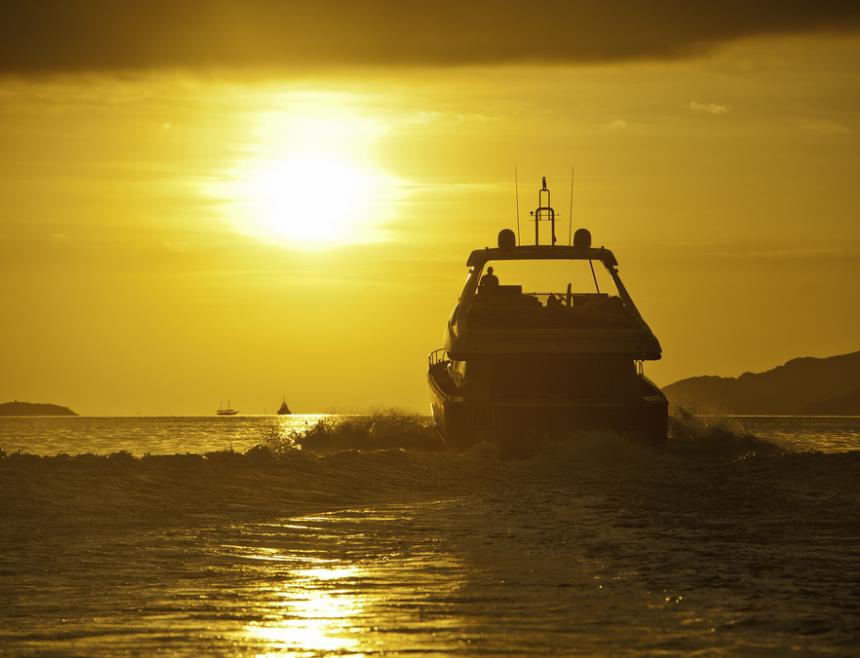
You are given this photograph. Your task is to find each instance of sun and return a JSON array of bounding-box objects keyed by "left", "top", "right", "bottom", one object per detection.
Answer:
[
  {"left": 209, "top": 94, "right": 401, "bottom": 248},
  {"left": 230, "top": 152, "right": 385, "bottom": 245}
]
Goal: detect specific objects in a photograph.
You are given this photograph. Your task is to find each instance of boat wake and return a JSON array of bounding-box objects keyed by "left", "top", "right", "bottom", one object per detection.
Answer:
[
  {"left": 262, "top": 410, "right": 792, "bottom": 463},
  {"left": 666, "top": 409, "right": 788, "bottom": 461},
  {"left": 1, "top": 411, "right": 854, "bottom": 530},
  {"left": 260, "top": 411, "right": 444, "bottom": 455}
]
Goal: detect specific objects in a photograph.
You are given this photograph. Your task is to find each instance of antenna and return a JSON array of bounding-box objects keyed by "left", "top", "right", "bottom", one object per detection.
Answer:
[
  {"left": 514, "top": 166, "right": 521, "bottom": 244},
  {"left": 568, "top": 165, "right": 575, "bottom": 245}
]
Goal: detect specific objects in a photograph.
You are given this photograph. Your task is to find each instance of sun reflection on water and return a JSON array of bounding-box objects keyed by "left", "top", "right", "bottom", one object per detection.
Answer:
[
  {"left": 230, "top": 506, "right": 470, "bottom": 656},
  {"left": 245, "top": 565, "right": 363, "bottom": 657}
]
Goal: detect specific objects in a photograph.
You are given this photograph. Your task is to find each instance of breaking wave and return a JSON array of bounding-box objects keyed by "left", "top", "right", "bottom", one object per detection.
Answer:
[
  {"left": 260, "top": 411, "right": 444, "bottom": 455},
  {"left": 666, "top": 409, "right": 787, "bottom": 460}
]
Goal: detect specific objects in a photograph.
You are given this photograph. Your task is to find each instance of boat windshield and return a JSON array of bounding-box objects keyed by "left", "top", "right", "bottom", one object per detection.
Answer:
[
  {"left": 469, "top": 259, "right": 632, "bottom": 328},
  {"left": 477, "top": 259, "right": 617, "bottom": 301}
]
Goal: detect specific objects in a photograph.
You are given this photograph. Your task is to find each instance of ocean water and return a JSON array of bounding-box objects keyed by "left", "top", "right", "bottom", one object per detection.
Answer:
[
  {"left": 0, "top": 415, "right": 332, "bottom": 457},
  {"left": 1, "top": 415, "right": 859, "bottom": 657}
]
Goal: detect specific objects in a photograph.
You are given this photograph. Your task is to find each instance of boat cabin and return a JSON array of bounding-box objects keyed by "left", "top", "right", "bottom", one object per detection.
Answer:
[{"left": 444, "top": 238, "right": 662, "bottom": 360}]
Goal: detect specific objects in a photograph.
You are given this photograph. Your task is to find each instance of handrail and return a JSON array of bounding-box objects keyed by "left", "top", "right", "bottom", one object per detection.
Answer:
[
  {"left": 428, "top": 348, "right": 449, "bottom": 368},
  {"left": 636, "top": 360, "right": 661, "bottom": 392}
]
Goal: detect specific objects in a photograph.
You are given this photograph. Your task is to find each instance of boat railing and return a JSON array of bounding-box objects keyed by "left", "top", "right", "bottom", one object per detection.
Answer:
[
  {"left": 428, "top": 348, "right": 449, "bottom": 368},
  {"left": 524, "top": 291, "right": 611, "bottom": 307},
  {"left": 636, "top": 360, "right": 661, "bottom": 392},
  {"left": 476, "top": 290, "right": 614, "bottom": 308}
]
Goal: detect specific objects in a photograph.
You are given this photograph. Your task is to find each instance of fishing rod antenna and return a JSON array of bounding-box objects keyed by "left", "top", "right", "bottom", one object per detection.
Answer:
[
  {"left": 568, "top": 165, "right": 575, "bottom": 245},
  {"left": 514, "top": 166, "right": 521, "bottom": 244}
]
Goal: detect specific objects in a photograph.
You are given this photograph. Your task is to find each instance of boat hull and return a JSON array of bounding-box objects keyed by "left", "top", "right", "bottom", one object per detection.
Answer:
[{"left": 428, "top": 367, "right": 667, "bottom": 453}]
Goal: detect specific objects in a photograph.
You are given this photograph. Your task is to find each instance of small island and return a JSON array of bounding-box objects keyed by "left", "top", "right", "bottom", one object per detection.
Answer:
[{"left": 0, "top": 401, "right": 78, "bottom": 416}]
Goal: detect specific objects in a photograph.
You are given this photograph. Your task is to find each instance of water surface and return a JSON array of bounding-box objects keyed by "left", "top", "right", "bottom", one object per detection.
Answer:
[{"left": 1, "top": 416, "right": 858, "bottom": 656}]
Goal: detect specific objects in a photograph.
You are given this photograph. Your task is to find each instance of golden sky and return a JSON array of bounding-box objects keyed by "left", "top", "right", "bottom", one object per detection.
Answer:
[{"left": 1, "top": 3, "right": 859, "bottom": 414}]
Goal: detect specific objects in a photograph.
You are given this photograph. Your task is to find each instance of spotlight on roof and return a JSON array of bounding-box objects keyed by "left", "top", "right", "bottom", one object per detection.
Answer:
[
  {"left": 498, "top": 228, "right": 516, "bottom": 249},
  {"left": 573, "top": 228, "right": 592, "bottom": 249}
]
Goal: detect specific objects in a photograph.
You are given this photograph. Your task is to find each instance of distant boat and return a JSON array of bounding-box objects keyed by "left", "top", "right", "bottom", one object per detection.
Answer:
[
  {"left": 277, "top": 396, "right": 292, "bottom": 415},
  {"left": 217, "top": 400, "right": 239, "bottom": 416}
]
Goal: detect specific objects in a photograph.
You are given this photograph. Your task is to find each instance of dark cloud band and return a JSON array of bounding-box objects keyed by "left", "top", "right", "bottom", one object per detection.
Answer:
[{"left": 2, "top": 0, "right": 859, "bottom": 74}]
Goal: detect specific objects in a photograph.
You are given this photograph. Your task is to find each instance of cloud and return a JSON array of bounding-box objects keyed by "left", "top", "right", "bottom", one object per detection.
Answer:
[
  {"left": 689, "top": 101, "right": 730, "bottom": 115},
  {"left": 1, "top": 1, "right": 859, "bottom": 74},
  {"left": 798, "top": 118, "right": 852, "bottom": 135},
  {"left": 708, "top": 246, "right": 859, "bottom": 261}
]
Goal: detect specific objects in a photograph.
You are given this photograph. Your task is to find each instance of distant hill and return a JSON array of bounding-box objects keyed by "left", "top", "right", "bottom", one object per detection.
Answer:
[
  {"left": 663, "top": 351, "right": 860, "bottom": 415},
  {"left": 0, "top": 401, "right": 78, "bottom": 416}
]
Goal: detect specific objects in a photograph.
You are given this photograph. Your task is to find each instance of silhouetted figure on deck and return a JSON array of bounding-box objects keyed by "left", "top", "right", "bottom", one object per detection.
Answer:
[{"left": 479, "top": 266, "right": 499, "bottom": 292}]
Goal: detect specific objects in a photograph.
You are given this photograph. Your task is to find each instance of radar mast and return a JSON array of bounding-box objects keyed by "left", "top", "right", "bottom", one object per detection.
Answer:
[{"left": 529, "top": 177, "right": 557, "bottom": 245}]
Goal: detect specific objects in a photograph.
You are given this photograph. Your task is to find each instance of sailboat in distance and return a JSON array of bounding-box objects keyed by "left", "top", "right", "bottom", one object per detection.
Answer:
[
  {"left": 277, "top": 396, "right": 292, "bottom": 415},
  {"left": 216, "top": 400, "right": 239, "bottom": 416}
]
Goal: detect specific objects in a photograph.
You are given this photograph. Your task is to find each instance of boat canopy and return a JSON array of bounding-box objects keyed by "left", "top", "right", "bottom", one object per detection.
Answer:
[{"left": 467, "top": 245, "right": 618, "bottom": 268}]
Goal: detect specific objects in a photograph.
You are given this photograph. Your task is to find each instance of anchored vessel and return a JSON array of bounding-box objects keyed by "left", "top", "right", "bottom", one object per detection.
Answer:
[
  {"left": 277, "top": 396, "right": 292, "bottom": 415},
  {"left": 216, "top": 401, "right": 239, "bottom": 416},
  {"left": 427, "top": 178, "right": 667, "bottom": 451}
]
